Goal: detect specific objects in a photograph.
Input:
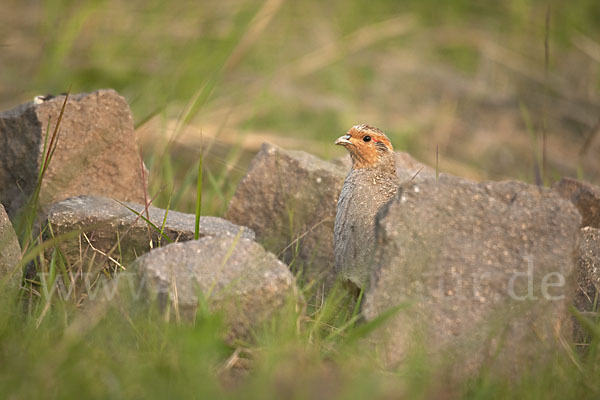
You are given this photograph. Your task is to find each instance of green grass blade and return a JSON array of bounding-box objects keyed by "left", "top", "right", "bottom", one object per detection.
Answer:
[
  {"left": 159, "top": 188, "right": 173, "bottom": 247},
  {"left": 341, "top": 303, "right": 407, "bottom": 346},
  {"left": 195, "top": 156, "right": 203, "bottom": 240},
  {"left": 116, "top": 202, "right": 173, "bottom": 244},
  {"left": 572, "top": 306, "right": 600, "bottom": 340}
]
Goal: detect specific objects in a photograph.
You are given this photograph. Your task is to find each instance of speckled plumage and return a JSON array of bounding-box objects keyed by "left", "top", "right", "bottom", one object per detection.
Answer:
[{"left": 334, "top": 125, "right": 399, "bottom": 289}]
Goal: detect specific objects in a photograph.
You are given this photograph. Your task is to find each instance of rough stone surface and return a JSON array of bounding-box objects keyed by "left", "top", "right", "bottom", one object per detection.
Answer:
[
  {"left": 225, "top": 142, "right": 432, "bottom": 286},
  {"left": 575, "top": 227, "right": 600, "bottom": 314},
  {"left": 0, "top": 89, "right": 148, "bottom": 218},
  {"left": 363, "top": 174, "right": 581, "bottom": 379},
  {"left": 46, "top": 195, "right": 254, "bottom": 270},
  {"left": 553, "top": 177, "right": 600, "bottom": 229},
  {"left": 0, "top": 203, "right": 21, "bottom": 289},
  {"left": 134, "top": 235, "right": 295, "bottom": 338}
]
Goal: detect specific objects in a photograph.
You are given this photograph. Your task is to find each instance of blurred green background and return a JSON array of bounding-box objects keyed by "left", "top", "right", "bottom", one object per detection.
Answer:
[
  {"left": 2, "top": 0, "right": 600, "bottom": 215},
  {"left": 2, "top": 1, "right": 600, "bottom": 399}
]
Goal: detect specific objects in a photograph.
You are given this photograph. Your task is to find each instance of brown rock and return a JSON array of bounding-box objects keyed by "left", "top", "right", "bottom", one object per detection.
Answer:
[
  {"left": 0, "top": 203, "right": 21, "bottom": 290},
  {"left": 45, "top": 195, "right": 254, "bottom": 271},
  {"left": 0, "top": 90, "right": 147, "bottom": 218},
  {"left": 226, "top": 143, "right": 346, "bottom": 286},
  {"left": 553, "top": 177, "right": 600, "bottom": 228},
  {"left": 364, "top": 174, "right": 581, "bottom": 379},
  {"left": 133, "top": 235, "right": 296, "bottom": 339},
  {"left": 225, "top": 142, "right": 432, "bottom": 287}
]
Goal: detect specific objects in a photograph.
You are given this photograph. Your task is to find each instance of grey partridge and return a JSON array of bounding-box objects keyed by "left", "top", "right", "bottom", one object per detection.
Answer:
[{"left": 334, "top": 124, "right": 399, "bottom": 290}]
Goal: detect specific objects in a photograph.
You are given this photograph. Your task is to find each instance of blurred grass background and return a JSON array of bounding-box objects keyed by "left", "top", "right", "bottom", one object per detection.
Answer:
[
  {"left": 2, "top": 0, "right": 600, "bottom": 215},
  {"left": 2, "top": 1, "right": 600, "bottom": 398}
]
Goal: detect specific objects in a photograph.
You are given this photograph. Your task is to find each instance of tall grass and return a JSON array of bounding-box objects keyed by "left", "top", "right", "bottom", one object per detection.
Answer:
[
  {"left": 3, "top": 0, "right": 597, "bottom": 189},
  {"left": 2, "top": 267, "right": 600, "bottom": 399}
]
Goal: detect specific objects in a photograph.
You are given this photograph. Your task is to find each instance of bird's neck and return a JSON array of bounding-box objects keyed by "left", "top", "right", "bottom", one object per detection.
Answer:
[{"left": 351, "top": 151, "right": 396, "bottom": 176}]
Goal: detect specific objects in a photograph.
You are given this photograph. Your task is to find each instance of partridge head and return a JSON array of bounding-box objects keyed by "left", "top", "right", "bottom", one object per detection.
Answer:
[
  {"left": 334, "top": 124, "right": 395, "bottom": 172},
  {"left": 334, "top": 124, "right": 399, "bottom": 291}
]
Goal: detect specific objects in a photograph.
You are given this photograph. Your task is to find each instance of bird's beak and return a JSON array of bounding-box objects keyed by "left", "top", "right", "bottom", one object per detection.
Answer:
[{"left": 335, "top": 134, "right": 352, "bottom": 146}]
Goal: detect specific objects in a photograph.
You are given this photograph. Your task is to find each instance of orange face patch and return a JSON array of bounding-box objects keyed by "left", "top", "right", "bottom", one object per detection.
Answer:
[{"left": 335, "top": 125, "right": 394, "bottom": 169}]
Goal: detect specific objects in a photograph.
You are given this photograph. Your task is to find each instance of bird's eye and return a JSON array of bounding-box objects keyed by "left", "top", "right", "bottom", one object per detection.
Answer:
[{"left": 363, "top": 135, "right": 371, "bottom": 142}]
